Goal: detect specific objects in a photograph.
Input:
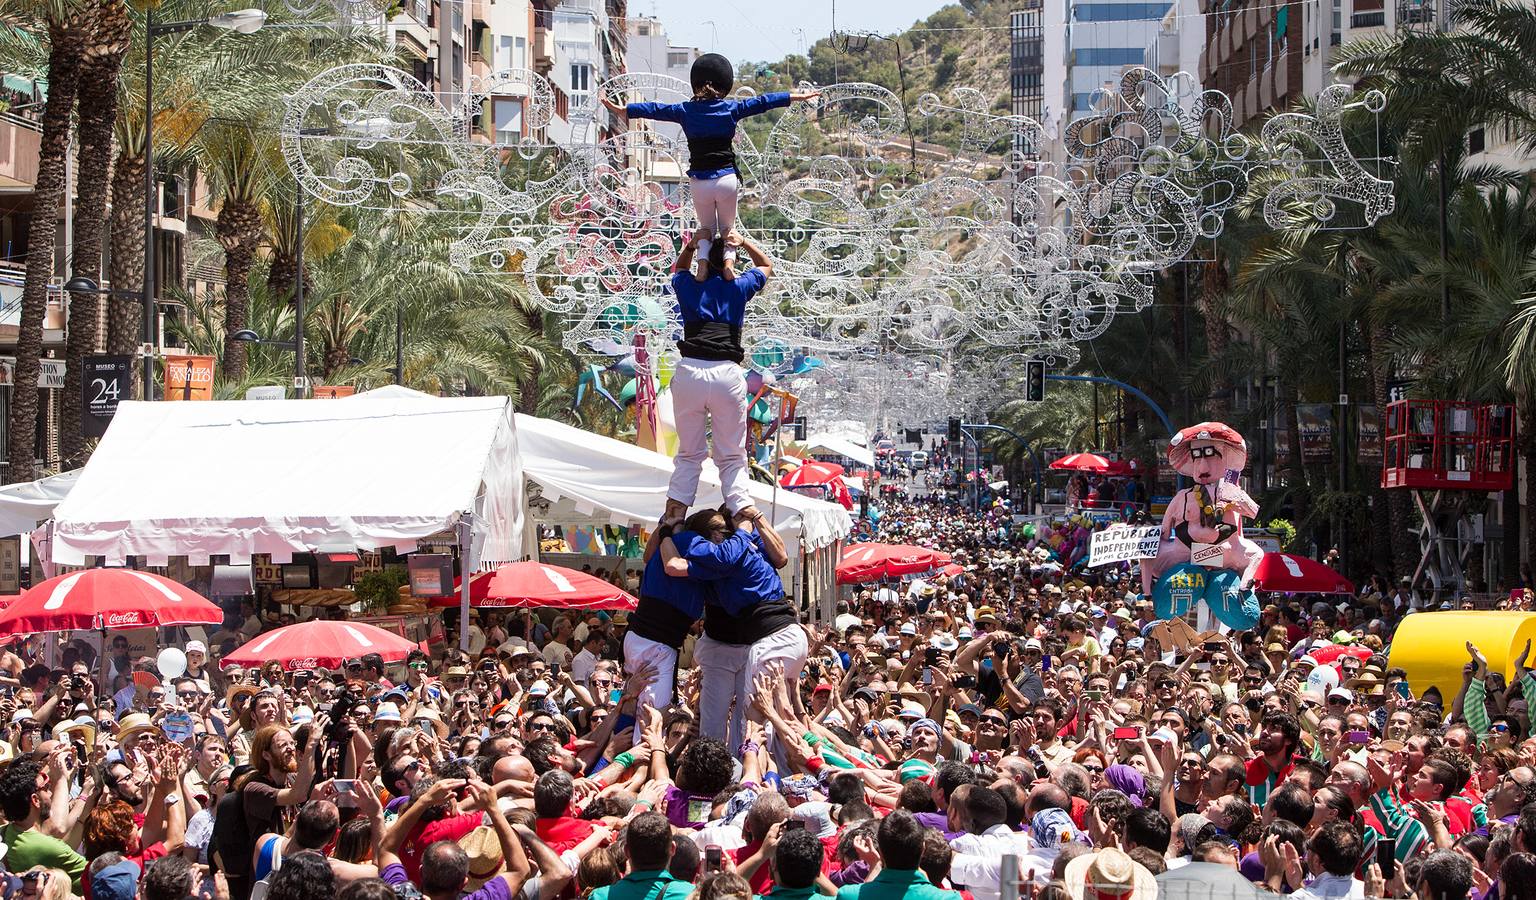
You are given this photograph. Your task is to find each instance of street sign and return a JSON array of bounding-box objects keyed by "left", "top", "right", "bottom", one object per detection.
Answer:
[{"left": 82, "top": 354, "right": 131, "bottom": 438}]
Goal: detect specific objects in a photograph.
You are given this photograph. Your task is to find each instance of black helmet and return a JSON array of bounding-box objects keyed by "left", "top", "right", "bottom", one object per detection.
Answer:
[{"left": 690, "top": 53, "right": 734, "bottom": 96}]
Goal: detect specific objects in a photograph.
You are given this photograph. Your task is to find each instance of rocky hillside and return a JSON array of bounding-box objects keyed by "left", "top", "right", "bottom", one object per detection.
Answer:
[{"left": 737, "top": 0, "right": 1017, "bottom": 151}]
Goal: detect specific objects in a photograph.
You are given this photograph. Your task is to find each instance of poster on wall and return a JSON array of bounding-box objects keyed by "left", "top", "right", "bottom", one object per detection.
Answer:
[{"left": 0, "top": 536, "right": 19, "bottom": 593}]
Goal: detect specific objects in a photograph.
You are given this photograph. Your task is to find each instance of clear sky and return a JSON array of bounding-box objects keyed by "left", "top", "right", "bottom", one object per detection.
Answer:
[{"left": 640, "top": 0, "right": 954, "bottom": 67}]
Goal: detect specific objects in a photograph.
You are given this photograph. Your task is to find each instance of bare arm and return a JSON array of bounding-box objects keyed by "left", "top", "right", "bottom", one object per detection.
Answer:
[
  {"left": 659, "top": 538, "right": 691, "bottom": 578},
  {"left": 732, "top": 232, "right": 773, "bottom": 279},
  {"left": 513, "top": 825, "right": 575, "bottom": 900},
  {"left": 642, "top": 524, "right": 671, "bottom": 564},
  {"left": 673, "top": 234, "right": 700, "bottom": 274},
  {"left": 737, "top": 510, "right": 788, "bottom": 569}
]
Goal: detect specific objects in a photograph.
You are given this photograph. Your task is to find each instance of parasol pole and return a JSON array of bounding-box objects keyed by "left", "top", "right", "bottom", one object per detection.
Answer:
[
  {"left": 770, "top": 394, "right": 786, "bottom": 526},
  {"left": 457, "top": 514, "right": 474, "bottom": 653}
]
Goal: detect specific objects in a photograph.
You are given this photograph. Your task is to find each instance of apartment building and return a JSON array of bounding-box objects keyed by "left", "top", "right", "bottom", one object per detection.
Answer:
[{"left": 624, "top": 15, "right": 699, "bottom": 204}]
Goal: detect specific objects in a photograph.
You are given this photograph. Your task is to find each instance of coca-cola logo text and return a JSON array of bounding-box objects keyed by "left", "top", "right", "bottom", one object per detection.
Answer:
[
  {"left": 289, "top": 658, "right": 319, "bottom": 670},
  {"left": 104, "top": 611, "right": 144, "bottom": 627}
]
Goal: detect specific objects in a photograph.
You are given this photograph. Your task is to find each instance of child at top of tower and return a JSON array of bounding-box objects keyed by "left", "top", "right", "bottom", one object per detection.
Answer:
[{"left": 601, "top": 53, "right": 819, "bottom": 266}]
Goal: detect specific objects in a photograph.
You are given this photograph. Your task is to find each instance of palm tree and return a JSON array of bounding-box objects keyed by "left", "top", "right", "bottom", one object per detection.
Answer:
[
  {"left": 5, "top": 0, "right": 87, "bottom": 482},
  {"left": 60, "top": 0, "right": 130, "bottom": 467},
  {"left": 201, "top": 122, "right": 270, "bottom": 381},
  {"left": 103, "top": 1, "right": 392, "bottom": 388}
]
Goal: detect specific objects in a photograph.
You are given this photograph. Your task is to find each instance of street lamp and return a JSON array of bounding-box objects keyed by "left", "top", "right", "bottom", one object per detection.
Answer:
[
  {"left": 231, "top": 329, "right": 315, "bottom": 396},
  {"left": 144, "top": 7, "right": 267, "bottom": 399},
  {"left": 230, "top": 329, "right": 296, "bottom": 352}
]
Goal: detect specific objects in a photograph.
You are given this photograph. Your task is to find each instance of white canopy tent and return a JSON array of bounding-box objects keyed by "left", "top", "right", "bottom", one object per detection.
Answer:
[
  {"left": 803, "top": 433, "right": 874, "bottom": 469},
  {"left": 516, "top": 414, "right": 849, "bottom": 551},
  {"left": 0, "top": 469, "right": 79, "bottom": 536},
  {"left": 49, "top": 396, "right": 524, "bottom": 567}
]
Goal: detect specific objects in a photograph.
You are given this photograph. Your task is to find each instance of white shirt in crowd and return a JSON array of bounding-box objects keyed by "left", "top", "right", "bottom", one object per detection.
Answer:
[
  {"left": 949, "top": 824, "right": 1034, "bottom": 900},
  {"left": 542, "top": 639, "right": 573, "bottom": 668},
  {"left": 1291, "top": 873, "right": 1366, "bottom": 900},
  {"left": 571, "top": 646, "right": 599, "bottom": 684}
]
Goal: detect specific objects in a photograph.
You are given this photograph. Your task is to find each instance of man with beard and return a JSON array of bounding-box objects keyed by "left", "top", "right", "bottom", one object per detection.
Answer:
[
  {"left": 1246, "top": 712, "right": 1301, "bottom": 807},
  {"left": 0, "top": 755, "right": 87, "bottom": 893},
  {"left": 221, "top": 724, "right": 316, "bottom": 900}
]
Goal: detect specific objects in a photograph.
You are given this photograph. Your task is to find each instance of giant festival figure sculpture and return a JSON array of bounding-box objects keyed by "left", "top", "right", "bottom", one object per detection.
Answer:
[{"left": 1142, "top": 422, "right": 1266, "bottom": 631}]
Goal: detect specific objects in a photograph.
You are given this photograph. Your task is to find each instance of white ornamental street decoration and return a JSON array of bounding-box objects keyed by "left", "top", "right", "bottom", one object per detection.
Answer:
[{"left": 281, "top": 63, "right": 1395, "bottom": 413}]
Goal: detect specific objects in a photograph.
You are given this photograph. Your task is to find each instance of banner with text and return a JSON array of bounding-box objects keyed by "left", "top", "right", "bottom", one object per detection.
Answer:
[
  {"left": 1358, "top": 404, "right": 1382, "bottom": 461},
  {"left": 1088, "top": 525, "right": 1163, "bottom": 567},
  {"left": 83, "top": 355, "right": 132, "bottom": 438},
  {"left": 163, "top": 355, "right": 216, "bottom": 401},
  {"left": 1296, "top": 404, "right": 1333, "bottom": 463}
]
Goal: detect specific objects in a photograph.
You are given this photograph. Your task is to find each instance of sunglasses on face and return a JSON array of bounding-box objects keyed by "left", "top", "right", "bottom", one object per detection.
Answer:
[
  {"left": 981, "top": 717, "right": 1007, "bottom": 727},
  {"left": 1081, "top": 764, "right": 1105, "bottom": 773},
  {"left": 1189, "top": 446, "right": 1220, "bottom": 460},
  {"left": 178, "top": 691, "right": 199, "bottom": 699},
  {"left": 409, "top": 662, "right": 427, "bottom": 670},
  {"left": 527, "top": 721, "right": 555, "bottom": 733}
]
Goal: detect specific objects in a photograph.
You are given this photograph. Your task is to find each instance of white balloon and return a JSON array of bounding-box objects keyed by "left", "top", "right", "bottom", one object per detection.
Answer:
[
  {"left": 157, "top": 647, "right": 188, "bottom": 680},
  {"left": 1306, "top": 664, "right": 1340, "bottom": 695}
]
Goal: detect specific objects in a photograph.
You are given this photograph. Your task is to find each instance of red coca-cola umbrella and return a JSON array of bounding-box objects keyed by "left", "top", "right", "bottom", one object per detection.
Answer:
[
  {"left": 940, "top": 563, "right": 964, "bottom": 577},
  {"left": 1049, "top": 452, "right": 1117, "bottom": 474},
  {"left": 837, "top": 543, "right": 941, "bottom": 585},
  {"left": 1252, "top": 553, "right": 1356, "bottom": 595},
  {"left": 0, "top": 569, "right": 225, "bottom": 633},
  {"left": 480, "top": 561, "right": 637, "bottom": 611},
  {"left": 423, "top": 569, "right": 497, "bottom": 608},
  {"left": 220, "top": 620, "right": 419, "bottom": 671},
  {"left": 780, "top": 460, "right": 846, "bottom": 488}
]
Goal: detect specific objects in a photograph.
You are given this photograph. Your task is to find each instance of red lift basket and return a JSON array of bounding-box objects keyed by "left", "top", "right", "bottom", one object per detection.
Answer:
[{"left": 1382, "top": 399, "right": 1516, "bottom": 491}]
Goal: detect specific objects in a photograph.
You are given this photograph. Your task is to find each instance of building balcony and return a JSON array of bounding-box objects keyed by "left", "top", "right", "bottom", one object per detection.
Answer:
[
  {"left": 1350, "top": 9, "right": 1386, "bottom": 26},
  {"left": 0, "top": 111, "right": 41, "bottom": 190}
]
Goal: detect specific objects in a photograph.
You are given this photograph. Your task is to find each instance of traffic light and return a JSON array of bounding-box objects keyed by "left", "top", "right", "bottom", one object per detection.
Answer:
[
  {"left": 1025, "top": 359, "right": 1046, "bottom": 403},
  {"left": 947, "top": 417, "right": 962, "bottom": 442}
]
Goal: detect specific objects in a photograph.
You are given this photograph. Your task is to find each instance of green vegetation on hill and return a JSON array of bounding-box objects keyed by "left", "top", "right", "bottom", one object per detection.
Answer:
[{"left": 735, "top": 0, "right": 1016, "bottom": 153}]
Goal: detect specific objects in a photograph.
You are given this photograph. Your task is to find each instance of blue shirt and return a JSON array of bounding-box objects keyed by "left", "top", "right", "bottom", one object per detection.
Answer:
[
  {"left": 671, "top": 269, "right": 766, "bottom": 362},
  {"left": 625, "top": 92, "right": 791, "bottom": 178},
  {"left": 672, "top": 269, "right": 764, "bottom": 327},
  {"left": 675, "top": 528, "right": 784, "bottom": 615},
  {"left": 640, "top": 530, "right": 710, "bottom": 620}
]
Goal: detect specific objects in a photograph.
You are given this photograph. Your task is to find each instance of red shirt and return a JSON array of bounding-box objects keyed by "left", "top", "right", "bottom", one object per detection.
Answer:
[
  {"left": 536, "top": 816, "right": 596, "bottom": 853},
  {"left": 733, "top": 840, "right": 774, "bottom": 895},
  {"left": 399, "top": 812, "right": 482, "bottom": 882}
]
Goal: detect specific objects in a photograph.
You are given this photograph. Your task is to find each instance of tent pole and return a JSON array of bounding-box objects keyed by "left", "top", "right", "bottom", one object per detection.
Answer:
[{"left": 457, "top": 515, "right": 473, "bottom": 654}]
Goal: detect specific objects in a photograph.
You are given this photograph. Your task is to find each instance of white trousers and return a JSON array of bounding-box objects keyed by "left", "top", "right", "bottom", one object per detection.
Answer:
[
  {"left": 692, "top": 174, "right": 739, "bottom": 259},
  {"left": 694, "top": 623, "right": 808, "bottom": 750},
  {"left": 666, "top": 357, "right": 753, "bottom": 514},
  {"left": 622, "top": 630, "right": 678, "bottom": 740}
]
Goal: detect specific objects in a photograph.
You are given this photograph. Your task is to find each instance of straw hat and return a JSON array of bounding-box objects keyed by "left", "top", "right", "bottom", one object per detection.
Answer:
[
  {"left": 116, "top": 713, "right": 158, "bottom": 745},
  {"left": 413, "top": 708, "right": 449, "bottom": 739},
  {"left": 53, "top": 717, "right": 97, "bottom": 751},
  {"left": 458, "top": 825, "right": 504, "bottom": 891},
  {"left": 1063, "top": 847, "right": 1158, "bottom": 900}
]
